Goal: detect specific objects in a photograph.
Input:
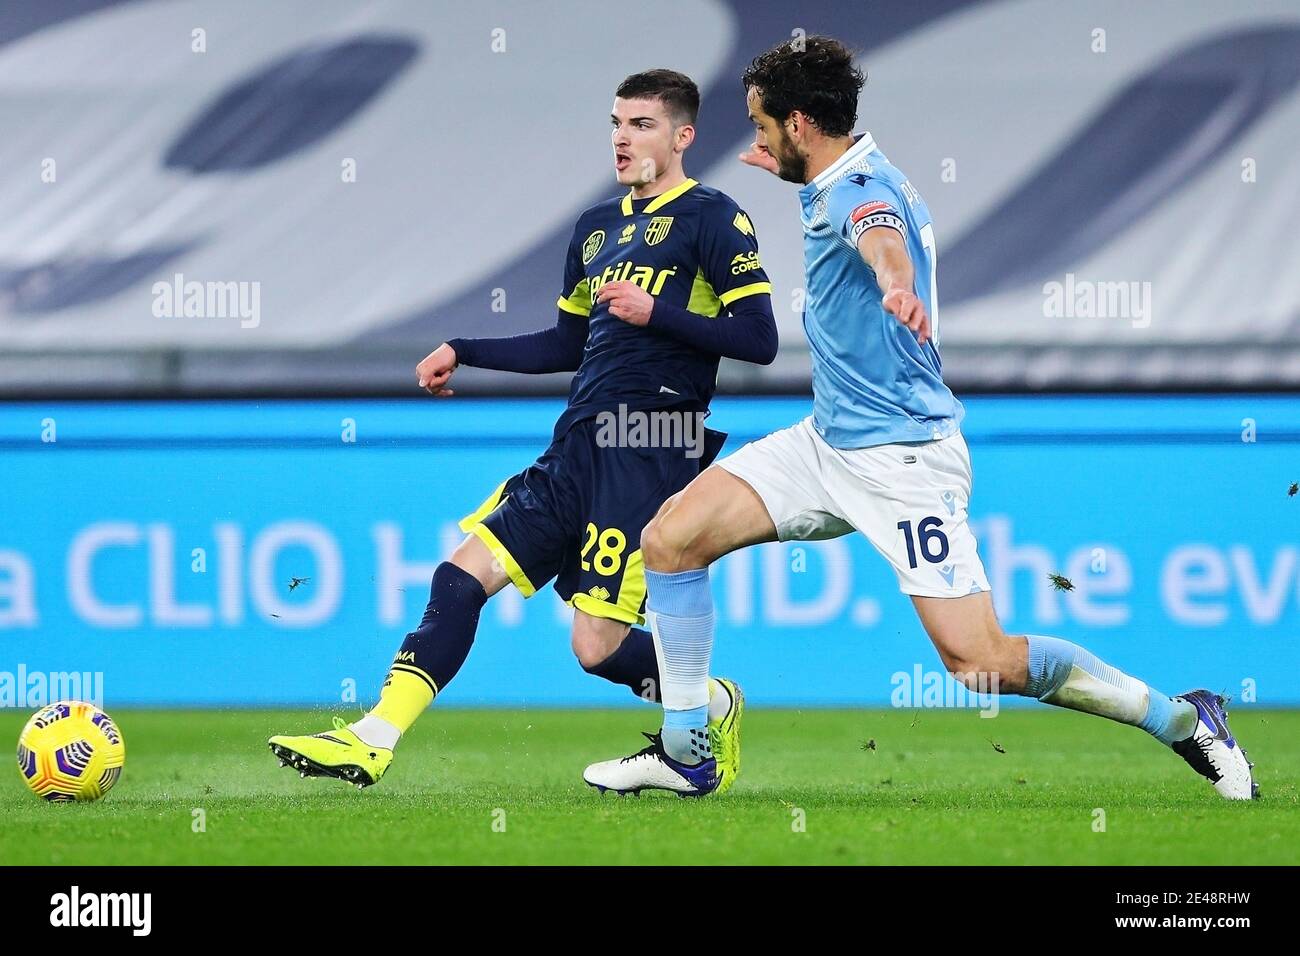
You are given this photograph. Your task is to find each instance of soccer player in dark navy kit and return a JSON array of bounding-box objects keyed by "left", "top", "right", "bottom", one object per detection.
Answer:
[{"left": 269, "top": 70, "right": 775, "bottom": 791}]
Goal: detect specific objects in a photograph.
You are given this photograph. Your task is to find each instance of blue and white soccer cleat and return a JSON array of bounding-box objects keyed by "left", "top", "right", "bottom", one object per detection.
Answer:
[
  {"left": 1171, "top": 690, "right": 1258, "bottom": 800},
  {"left": 583, "top": 732, "right": 718, "bottom": 797}
]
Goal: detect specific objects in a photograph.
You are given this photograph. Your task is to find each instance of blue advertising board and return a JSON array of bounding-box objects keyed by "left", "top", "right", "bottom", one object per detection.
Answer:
[{"left": 0, "top": 396, "right": 1295, "bottom": 707}]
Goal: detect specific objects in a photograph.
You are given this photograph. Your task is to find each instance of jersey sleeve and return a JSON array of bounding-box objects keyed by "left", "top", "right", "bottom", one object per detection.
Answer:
[
  {"left": 556, "top": 221, "right": 593, "bottom": 317},
  {"left": 696, "top": 199, "right": 772, "bottom": 313},
  {"left": 828, "top": 176, "right": 908, "bottom": 249}
]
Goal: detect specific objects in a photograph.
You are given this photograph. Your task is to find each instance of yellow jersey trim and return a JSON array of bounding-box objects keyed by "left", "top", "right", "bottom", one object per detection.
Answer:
[
  {"left": 718, "top": 281, "right": 773, "bottom": 306},
  {"left": 687, "top": 268, "right": 722, "bottom": 318},
  {"left": 645, "top": 178, "right": 698, "bottom": 214},
  {"left": 556, "top": 295, "right": 590, "bottom": 317},
  {"left": 620, "top": 178, "right": 699, "bottom": 217},
  {"left": 556, "top": 276, "right": 592, "bottom": 317}
]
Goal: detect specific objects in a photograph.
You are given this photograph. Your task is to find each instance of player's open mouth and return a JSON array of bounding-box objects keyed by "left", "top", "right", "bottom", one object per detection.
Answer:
[{"left": 615, "top": 153, "right": 632, "bottom": 171}]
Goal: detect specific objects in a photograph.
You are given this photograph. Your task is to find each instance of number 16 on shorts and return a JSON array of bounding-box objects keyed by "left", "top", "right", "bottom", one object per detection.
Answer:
[
  {"left": 896, "top": 516, "right": 949, "bottom": 569},
  {"left": 891, "top": 511, "right": 989, "bottom": 597}
]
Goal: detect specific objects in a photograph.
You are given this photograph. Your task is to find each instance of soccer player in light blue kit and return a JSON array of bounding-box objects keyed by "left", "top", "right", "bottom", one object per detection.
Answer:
[{"left": 584, "top": 36, "right": 1257, "bottom": 800}]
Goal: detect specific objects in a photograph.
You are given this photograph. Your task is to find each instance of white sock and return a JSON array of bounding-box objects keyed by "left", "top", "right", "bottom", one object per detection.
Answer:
[{"left": 350, "top": 714, "right": 400, "bottom": 750}]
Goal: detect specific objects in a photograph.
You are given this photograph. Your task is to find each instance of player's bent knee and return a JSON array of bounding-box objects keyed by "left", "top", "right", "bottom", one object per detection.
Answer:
[
  {"left": 570, "top": 613, "right": 629, "bottom": 669},
  {"left": 571, "top": 632, "right": 612, "bottom": 669},
  {"left": 448, "top": 534, "right": 509, "bottom": 597},
  {"left": 639, "top": 515, "right": 674, "bottom": 571},
  {"left": 641, "top": 494, "right": 706, "bottom": 573},
  {"left": 640, "top": 505, "right": 680, "bottom": 571}
]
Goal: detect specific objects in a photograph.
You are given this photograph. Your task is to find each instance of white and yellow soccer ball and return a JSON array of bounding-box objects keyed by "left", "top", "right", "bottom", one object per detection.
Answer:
[{"left": 16, "top": 701, "right": 125, "bottom": 802}]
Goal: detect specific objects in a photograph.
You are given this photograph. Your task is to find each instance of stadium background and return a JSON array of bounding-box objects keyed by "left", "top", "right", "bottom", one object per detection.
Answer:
[{"left": 1, "top": 0, "right": 1296, "bottom": 708}]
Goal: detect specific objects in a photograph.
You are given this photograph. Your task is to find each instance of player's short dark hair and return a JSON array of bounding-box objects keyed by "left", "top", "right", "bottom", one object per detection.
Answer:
[
  {"left": 741, "top": 36, "right": 865, "bottom": 137},
  {"left": 615, "top": 69, "right": 700, "bottom": 127}
]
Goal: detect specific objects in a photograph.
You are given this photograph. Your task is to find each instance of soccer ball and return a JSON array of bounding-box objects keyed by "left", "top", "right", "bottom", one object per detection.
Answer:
[{"left": 16, "top": 701, "right": 125, "bottom": 802}]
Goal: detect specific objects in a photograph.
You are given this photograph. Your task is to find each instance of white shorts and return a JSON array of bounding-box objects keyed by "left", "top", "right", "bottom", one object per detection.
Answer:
[{"left": 716, "top": 416, "right": 990, "bottom": 598}]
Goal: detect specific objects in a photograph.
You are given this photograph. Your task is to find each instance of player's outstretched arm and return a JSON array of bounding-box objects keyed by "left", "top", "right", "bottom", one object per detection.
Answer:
[
  {"left": 414, "top": 309, "right": 588, "bottom": 396},
  {"left": 858, "top": 226, "right": 930, "bottom": 346},
  {"left": 649, "top": 295, "right": 777, "bottom": 365},
  {"left": 597, "top": 280, "right": 778, "bottom": 365}
]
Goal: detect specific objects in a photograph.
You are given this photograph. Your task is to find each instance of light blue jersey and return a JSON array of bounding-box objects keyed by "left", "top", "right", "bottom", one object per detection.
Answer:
[{"left": 797, "top": 132, "right": 963, "bottom": 449}]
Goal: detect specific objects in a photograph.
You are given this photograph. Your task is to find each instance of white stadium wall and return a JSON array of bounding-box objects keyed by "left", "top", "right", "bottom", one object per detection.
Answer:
[{"left": 1, "top": 0, "right": 1299, "bottom": 393}]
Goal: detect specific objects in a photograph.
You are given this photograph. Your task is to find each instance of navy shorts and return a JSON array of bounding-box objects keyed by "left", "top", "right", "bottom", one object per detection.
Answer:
[{"left": 459, "top": 416, "right": 725, "bottom": 624}]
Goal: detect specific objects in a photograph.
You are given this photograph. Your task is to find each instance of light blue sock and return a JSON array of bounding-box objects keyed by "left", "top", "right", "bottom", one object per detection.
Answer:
[
  {"left": 645, "top": 567, "right": 713, "bottom": 765},
  {"left": 1024, "top": 635, "right": 1197, "bottom": 746},
  {"left": 662, "top": 705, "right": 711, "bottom": 764}
]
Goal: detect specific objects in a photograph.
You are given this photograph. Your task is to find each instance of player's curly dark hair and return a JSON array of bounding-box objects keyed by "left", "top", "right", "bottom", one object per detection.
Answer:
[
  {"left": 616, "top": 69, "right": 700, "bottom": 126},
  {"left": 741, "top": 36, "right": 865, "bottom": 137}
]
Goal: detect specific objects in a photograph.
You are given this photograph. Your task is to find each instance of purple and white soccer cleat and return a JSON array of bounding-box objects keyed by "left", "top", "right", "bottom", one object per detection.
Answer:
[
  {"left": 583, "top": 732, "right": 718, "bottom": 797},
  {"left": 1171, "top": 690, "right": 1258, "bottom": 800}
]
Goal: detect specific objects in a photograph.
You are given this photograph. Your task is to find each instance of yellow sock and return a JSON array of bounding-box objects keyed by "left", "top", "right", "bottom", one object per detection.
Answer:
[{"left": 370, "top": 667, "right": 436, "bottom": 734}]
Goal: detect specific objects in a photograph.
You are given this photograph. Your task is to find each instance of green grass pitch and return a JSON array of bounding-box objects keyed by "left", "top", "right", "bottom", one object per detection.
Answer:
[{"left": 2, "top": 707, "right": 1297, "bottom": 865}]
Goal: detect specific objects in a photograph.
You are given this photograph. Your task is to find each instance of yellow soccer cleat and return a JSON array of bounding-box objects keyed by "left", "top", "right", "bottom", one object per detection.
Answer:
[
  {"left": 268, "top": 717, "right": 392, "bottom": 789},
  {"left": 708, "top": 678, "right": 744, "bottom": 794}
]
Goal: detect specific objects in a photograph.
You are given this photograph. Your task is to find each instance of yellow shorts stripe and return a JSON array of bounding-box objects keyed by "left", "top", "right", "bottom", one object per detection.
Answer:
[
  {"left": 458, "top": 480, "right": 508, "bottom": 533},
  {"left": 569, "top": 548, "right": 646, "bottom": 625},
  {"left": 570, "top": 592, "right": 644, "bottom": 626},
  {"left": 466, "top": 522, "right": 536, "bottom": 597}
]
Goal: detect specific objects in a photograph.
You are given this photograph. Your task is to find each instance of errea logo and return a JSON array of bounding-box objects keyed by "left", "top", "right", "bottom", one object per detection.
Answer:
[
  {"left": 730, "top": 251, "right": 762, "bottom": 275},
  {"left": 732, "top": 212, "right": 754, "bottom": 236}
]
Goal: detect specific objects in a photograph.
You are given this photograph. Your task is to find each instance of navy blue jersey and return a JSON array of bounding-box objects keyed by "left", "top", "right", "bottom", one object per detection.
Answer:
[{"left": 552, "top": 179, "right": 771, "bottom": 439}]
